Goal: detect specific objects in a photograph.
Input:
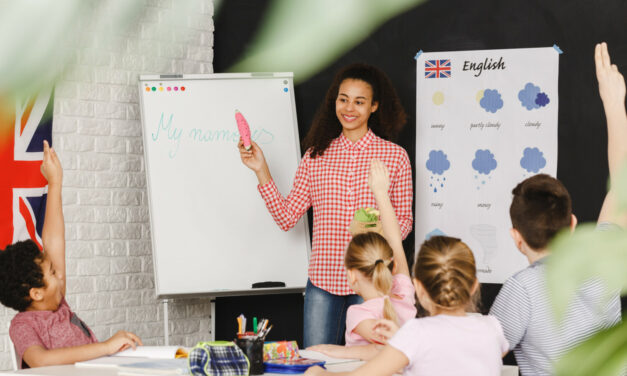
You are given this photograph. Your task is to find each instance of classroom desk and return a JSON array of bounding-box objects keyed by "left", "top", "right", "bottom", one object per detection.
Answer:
[
  {"left": 0, "top": 363, "right": 519, "bottom": 375},
  {"left": 0, "top": 361, "right": 362, "bottom": 376}
]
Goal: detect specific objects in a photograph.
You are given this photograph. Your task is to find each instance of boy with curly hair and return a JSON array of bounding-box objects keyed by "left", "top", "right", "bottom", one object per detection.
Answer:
[{"left": 0, "top": 141, "right": 141, "bottom": 368}]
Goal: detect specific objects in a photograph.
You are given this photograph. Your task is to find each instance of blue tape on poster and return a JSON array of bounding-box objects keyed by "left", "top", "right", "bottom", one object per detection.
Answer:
[
  {"left": 553, "top": 44, "right": 563, "bottom": 54},
  {"left": 415, "top": 50, "right": 423, "bottom": 60}
]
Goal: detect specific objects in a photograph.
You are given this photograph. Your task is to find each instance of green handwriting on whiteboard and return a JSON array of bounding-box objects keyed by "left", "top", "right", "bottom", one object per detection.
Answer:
[
  {"left": 152, "top": 113, "right": 182, "bottom": 158},
  {"left": 151, "top": 113, "right": 275, "bottom": 158}
]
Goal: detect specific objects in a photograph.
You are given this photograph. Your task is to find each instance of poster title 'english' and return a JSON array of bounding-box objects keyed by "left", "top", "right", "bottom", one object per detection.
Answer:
[{"left": 463, "top": 57, "right": 505, "bottom": 77}]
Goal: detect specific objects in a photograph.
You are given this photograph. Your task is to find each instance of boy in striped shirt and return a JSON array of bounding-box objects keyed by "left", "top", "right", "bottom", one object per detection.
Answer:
[{"left": 490, "top": 42, "right": 624, "bottom": 376}]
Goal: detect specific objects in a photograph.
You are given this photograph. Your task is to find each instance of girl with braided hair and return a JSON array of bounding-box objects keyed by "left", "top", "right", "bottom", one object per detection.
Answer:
[{"left": 306, "top": 236, "right": 509, "bottom": 376}]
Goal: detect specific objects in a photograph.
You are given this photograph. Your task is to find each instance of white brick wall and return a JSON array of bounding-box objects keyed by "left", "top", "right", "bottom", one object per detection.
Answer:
[{"left": 0, "top": 0, "right": 214, "bottom": 370}]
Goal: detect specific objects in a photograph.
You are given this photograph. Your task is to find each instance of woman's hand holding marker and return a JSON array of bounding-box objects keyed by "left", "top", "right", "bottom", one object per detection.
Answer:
[{"left": 237, "top": 118, "right": 273, "bottom": 186}]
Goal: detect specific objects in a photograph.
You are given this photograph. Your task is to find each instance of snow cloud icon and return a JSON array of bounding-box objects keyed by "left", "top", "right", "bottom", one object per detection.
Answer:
[
  {"left": 472, "top": 149, "right": 497, "bottom": 175},
  {"left": 479, "top": 89, "right": 504, "bottom": 113},
  {"left": 518, "top": 83, "right": 550, "bottom": 110},
  {"left": 426, "top": 150, "right": 451, "bottom": 175},
  {"left": 520, "top": 147, "right": 546, "bottom": 173}
]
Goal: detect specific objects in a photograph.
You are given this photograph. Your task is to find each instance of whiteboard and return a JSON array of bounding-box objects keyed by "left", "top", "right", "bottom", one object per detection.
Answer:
[{"left": 138, "top": 73, "right": 310, "bottom": 298}]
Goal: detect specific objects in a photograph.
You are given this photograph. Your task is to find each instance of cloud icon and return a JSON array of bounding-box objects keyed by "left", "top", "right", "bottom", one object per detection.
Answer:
[
  {"left": 426, "top": 228, "right": 446, "bottom": 240},
  {"left": 472, "top": 149, "right": 497, "bottom": 175},
  {"left": 479, "top": 89, "right": 504, "bottom": 113},
  {"left": 519, "top": 83, "right": 550, "bottom": 110},
  {"left": 535, "top": 92, "right": 550, "bottom": 107},
  {"left": 520, "top": 147, "right": 546, "bottom": 173},
  {"left": 426, "top": 150, "right": 451, "bottom": 175}
]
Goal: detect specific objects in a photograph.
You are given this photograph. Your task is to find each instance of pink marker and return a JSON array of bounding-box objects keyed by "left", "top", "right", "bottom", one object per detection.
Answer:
[{"left": 235, "top": 110, "right": 252, "bottom": 150}]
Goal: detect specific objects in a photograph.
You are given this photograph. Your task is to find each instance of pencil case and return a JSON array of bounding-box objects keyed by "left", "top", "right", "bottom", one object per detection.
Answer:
[
  {"left": 189, "top": 341, "right": 250, "bottom": 376},
  {"left": 263, "top": 340, "right": 300, "bottom": 361}
]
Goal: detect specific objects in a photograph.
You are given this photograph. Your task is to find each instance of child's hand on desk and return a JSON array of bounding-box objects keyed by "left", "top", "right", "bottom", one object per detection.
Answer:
[
  {"left": 40, "top": 140, "right": 63, "bottom": 185},
  {"left": 104, "top": 330, "right": 143, "bottom": 355},
  {"left": 373, "top": 319, "right": 400, "bottom": 343},
  {"left": 306, "top": 344, "right": 348, "bottom": 358},
  {"left": 368, "top": 159, "right": 390, "bottom": 196}
]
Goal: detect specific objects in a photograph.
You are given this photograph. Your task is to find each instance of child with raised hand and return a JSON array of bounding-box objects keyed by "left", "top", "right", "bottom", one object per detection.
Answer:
[
  {"left": 0, "top": 141, "right": 142, "bottom": 369},
  {"left": 488, "top": 42, "right": 624, "bottom": 376},
  {"left": 307, "top": 159, "right": 416, "bottom": 360},
  {"left": 305, "top": 236, "right": 508, "bottom": 376}
]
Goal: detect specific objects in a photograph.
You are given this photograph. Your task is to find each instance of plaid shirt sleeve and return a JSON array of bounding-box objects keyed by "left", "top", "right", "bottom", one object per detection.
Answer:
[
  {"left": 257, "top": 151, "right": 312, "bottom": 231},
  {"left": 389, "top": 149, "right": 413, "bottom": 239}
]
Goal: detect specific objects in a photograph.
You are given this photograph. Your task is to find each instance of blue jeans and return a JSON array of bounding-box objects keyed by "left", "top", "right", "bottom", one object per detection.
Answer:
[{"left": 303, "top": 280, "right": 363, "bottom": 347}]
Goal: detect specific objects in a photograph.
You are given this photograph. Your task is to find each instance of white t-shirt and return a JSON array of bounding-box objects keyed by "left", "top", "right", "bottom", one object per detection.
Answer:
[{"left": 388, "top": 314, "right": 508, "bottom": 376}]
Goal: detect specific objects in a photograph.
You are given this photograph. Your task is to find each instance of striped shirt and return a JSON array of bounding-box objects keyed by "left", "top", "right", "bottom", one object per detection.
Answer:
[
  {"left": 258, "top": 129, "right": 413, "bottom": 295},
  {"left": 490, "top": 247, "right": 621, "bottom": 375}
]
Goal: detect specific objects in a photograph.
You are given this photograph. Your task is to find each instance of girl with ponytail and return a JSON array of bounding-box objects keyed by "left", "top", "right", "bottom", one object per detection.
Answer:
[
  {"left": 305, "top": 236, "right": 509, "bottom": 376},
  {"left": 308, "top": 159, "right": 416, "bottom": 359}
]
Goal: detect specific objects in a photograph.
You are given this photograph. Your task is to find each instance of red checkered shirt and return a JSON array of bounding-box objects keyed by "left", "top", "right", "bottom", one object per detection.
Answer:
[{"left": 258, "top": 129, "right": 413, "bottom": 295}]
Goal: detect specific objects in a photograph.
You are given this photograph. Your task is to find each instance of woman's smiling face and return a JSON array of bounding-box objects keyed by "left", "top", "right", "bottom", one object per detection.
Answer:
[{"left": 335, "top": 79, "right": 378, "bottom": 137}]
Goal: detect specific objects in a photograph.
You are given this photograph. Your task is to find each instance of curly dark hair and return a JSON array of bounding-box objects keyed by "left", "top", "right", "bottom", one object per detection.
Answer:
[
  {"left": 0, "top": 240, "right": 45, "bottom": 312},
  {"left": 302, "top": 63, "right": 407, "bottom": 158}
]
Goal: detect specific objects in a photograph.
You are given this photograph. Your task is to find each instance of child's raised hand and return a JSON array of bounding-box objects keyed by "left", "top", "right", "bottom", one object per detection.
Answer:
[
  {"left": 373, "top": 319, "right": 400, "bottom": 343},
  {"left": 368, "top": 159, "right": 390, "bottom": 195},
  {"left": 595, "top": 42, "right": 625, "bottom": 110},
  {"left": 104, "top": 330, "right": 143, "bottom": 355},
  {"left": 40, "top": 140, "right": 63, "bottom": 185}
]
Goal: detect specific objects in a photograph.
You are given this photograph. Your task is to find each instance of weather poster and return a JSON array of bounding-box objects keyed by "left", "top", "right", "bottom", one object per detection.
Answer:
[{"left": 415, "top": 47, "right": 559, "bottom": 283}]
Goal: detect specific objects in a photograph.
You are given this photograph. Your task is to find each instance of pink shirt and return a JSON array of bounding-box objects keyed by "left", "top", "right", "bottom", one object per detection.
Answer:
[
  {"left": 345, "top": 274, "right": 417, "bottom": 346},
  {"left": 388, "top": 315, "right": 508, "bottom": 376},
  {"left": 10, "top": 298, "right": 97, "bottom": 368}
]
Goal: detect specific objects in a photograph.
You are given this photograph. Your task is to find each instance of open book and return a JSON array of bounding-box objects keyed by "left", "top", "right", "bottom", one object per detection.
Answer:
[
  {"left": 114, "top": 346, "right": 188, "bottom": 359},
  {"left": 75, "top": 346, "right": 188, "bottom": 368}
]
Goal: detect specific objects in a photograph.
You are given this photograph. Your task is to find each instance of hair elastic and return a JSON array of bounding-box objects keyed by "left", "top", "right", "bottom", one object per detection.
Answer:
[{"left": 374, "top": 259, "right": 384, "bottom": 266}]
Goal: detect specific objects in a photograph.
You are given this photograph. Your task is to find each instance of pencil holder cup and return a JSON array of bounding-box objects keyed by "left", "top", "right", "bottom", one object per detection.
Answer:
[{"left": 235, "top": 337, "right": 264, "bottom": 375}]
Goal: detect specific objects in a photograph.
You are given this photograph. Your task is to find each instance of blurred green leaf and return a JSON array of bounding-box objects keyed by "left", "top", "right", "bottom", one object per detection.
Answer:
[
  {"left": 547, "top": 224, "right": 627, "bottom": 320},
  {"left": 229, "top": 0, "right": 426, "bottom": 84},
  {"left": 613, "top": 161, "right": 627, "bottom": 214},
  {"left": 554, "top": 318, "right": 627, "bottom": 376}
]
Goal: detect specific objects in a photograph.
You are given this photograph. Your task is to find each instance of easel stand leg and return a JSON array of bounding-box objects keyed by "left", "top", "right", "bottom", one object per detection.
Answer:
[
  {"left": 211, "top": 298, "right": 216, "bottom": 341},
  {"left": 163, "top": 299, "right": 170, "bottom": 346}
]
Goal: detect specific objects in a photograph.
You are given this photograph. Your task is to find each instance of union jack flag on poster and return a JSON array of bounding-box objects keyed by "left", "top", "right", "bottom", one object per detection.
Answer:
[
  {"left": 0, "top": 88, "right": 54, "bottom": 250},
  {"left": 425, "top": 59, "right": 451, "bottom": 78}
]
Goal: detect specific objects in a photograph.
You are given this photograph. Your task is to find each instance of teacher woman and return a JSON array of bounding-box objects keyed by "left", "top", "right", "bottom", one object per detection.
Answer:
[{"left": 238, "top": 63, "right": 413, "bottom": 347}]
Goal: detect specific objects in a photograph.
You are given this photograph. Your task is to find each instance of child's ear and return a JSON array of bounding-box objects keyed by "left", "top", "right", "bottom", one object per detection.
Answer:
[
  {"left": 570, "top": 214, "right": 578, "bottom": 232},
  {"left": 509, "top": 228, "right": 525, "bottom": 253},
  {"left": 470, "top": 279, "right": 479, "bottom": 296},
  {"left": 29, "top": 287, "right": 44, "bottom": 303},
  {"left": 347, "top": 269, "right": 357, "bottom": 285},
  {"left": 412, "top": 278, "right": 421, "bottom": 294}
]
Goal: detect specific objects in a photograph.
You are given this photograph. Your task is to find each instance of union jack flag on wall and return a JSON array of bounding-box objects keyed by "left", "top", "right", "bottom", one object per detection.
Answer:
[
  {"left": 425, "top": 59, "right": 451, "bottom": 78},
  {"left": 0, "top": 88, "right": 54, "bottom": 250}
]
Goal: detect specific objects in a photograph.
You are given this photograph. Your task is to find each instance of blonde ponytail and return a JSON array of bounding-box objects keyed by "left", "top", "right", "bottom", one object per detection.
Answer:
[
  {"left": 346, "top": 232, "right": 398, "bottom": 324},
  {"left": 373, "top": 260, "right": 397, "bottom": 324}
]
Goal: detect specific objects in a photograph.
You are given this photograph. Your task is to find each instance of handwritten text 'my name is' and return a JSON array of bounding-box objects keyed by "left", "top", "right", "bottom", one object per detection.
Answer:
[{"left": 151, "top": 113, "right": 275, "bottom": 158}]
